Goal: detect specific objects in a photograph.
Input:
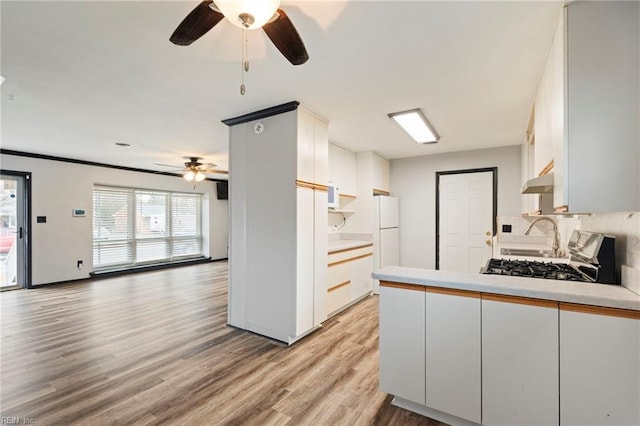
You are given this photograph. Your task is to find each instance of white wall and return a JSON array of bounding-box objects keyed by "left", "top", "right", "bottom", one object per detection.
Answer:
[
  {"left": 390, "top": 146, "right": 521, "bottom": 269},
  {"left": 1, "top": 153, "right": 228, "bottom": 285}
]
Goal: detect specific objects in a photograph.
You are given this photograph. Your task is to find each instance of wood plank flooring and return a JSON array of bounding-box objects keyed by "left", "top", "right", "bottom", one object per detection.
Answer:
[{"left": 0, "top": 262, "right": 444, "bottom": 425}]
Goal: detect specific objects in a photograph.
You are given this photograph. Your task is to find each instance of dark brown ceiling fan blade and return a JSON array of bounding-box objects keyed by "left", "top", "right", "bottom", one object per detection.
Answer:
[
  {"left": 262, "top": 9, "right": 309, "bottom": 65},
  {"left": 170, "top": 1, "right": 224, "bottom": 46},
  {"left": 154, "top": 162, "right": 183, "bottom": 169}
]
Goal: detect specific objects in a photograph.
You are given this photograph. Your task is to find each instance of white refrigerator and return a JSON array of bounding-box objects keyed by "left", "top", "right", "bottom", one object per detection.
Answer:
[{"left": 373, "top": 196, "right": 400, "bottom": 294}]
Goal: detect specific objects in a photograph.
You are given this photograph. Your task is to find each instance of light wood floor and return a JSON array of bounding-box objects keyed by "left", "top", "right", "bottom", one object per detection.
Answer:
[{"left": 0, "top": 262, "right": 444, "bottom": 425}]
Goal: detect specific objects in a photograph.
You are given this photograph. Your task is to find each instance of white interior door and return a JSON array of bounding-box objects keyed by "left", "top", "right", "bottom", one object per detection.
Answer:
[{"left": 438, "top": 171, "right": 494, "bottom": 273}]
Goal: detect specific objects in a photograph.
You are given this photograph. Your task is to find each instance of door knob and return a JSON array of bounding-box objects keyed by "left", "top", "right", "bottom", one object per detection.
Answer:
[{"left": 485, "top": 239, "right": 491, "bottom": 246}]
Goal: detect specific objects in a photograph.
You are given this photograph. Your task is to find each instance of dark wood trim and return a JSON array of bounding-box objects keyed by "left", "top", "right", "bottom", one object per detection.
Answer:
[
  {"left": 221, "top": 101, "right": 300, "bottom": 126},
  {"left": 0, "top": 170, "right": 33, "bottom": 289},
  {"left": 435, "top": 167, "right": 498, "bottom": 270},
  {"left": 0, "top": 150, "right": 227, "bottom": 182}
]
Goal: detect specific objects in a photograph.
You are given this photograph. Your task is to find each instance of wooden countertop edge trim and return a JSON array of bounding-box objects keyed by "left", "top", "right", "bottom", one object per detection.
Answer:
[
  {"left": 373, "top": 189, "right": 390, "bottom": 196},
  {"left": 482, "top": 293, "right": 558, "bottom": 309},
  {"left": 559, "top": 302, "right": 640, "bottom": 320},
  {"left": 328, "top": 280, "right": 350, "bottom": 292},
  {"left": 380, "top": 281, "right": 425, "bottom": 292},
  {"left": 340, "top": 193, "right": 357, "bottom": 199},
  {"left": 295, "top": 180, "right": 328, "bottom": 191},
  {"left": 425, "top": 286, "right": 481, "bottom": 299},
  {"left": 328, "top": 253, "right": 373, "bottom": 267},
  {"left": 328, "top": 243, "right": 374, "bottom": 255}
]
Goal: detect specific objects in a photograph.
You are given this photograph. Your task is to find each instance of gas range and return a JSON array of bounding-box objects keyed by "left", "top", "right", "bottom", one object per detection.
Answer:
[
  {"left": 483, "top": 258, "right": 593, "bottom": 282},
  {"left": 481, "top": 230, "right": 617, "bottom": 284}
]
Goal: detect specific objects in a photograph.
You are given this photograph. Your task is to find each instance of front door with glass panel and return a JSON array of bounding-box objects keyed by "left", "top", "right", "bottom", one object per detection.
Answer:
[{"left": 0, "top": 173, "right": 29, "bottom": 290}]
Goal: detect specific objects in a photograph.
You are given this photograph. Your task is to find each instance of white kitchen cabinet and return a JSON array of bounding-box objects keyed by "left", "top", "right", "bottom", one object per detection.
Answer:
[
  {"left": 350, "top": 248, "right": 373, "bottom": 299},
  {"left": 326, "top": 244, "right": 373, "bottom": 316},
  {"left": 329, "top": 143, "right": 357, "bottom": 197},
  {"left": 425, "top": 289, "right": 481, "bottom": 424},
  {"left": 559, "top": 305, "right": 640, "bottom": 426},
  {"left": 482, "top": 295, "right": 559, "bottom": 426},
  {"left": 551, "top": 2, "right": 639, "bottom": 212},
  {"left": 379, "top": 282, "right": 426, "bottom": 406},
  {"left": 372, "top": 152, "right": 390, "bottom": 194},
  {"left": 228, "top": 103, "right": 328, "bottom": 344}
]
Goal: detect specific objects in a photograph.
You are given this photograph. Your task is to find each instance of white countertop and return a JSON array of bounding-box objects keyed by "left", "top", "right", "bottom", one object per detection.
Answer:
[
  {"left": 373, "top": 266, "right": 640, "bottom": 311},
  {"left": 328, "top": 239, "right": 372, "bottom": 253}
]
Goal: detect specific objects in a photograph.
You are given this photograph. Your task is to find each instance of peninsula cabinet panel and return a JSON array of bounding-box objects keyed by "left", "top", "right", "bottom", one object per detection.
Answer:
[
  {"left": 379, "top": 284, "right": 426, "bottom": 406},
  {"left": 425, "top": 290, "right": 481, "bottom": 424},
  {"left": 482, "top": 296, "right": 559, "bottom": 426},
  {"left": 559, "top": 307, "right": 640, "bottom": 426}
]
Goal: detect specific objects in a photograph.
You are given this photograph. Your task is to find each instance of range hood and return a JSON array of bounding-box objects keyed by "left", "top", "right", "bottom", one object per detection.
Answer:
[{"left": 521, "top": 173, "right": 554, "bottom": 194}]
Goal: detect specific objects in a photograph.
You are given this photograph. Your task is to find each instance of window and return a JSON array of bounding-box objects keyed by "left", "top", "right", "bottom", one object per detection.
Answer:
[{"left": 93, "top": 186, "right": 202, "bottom": 270}]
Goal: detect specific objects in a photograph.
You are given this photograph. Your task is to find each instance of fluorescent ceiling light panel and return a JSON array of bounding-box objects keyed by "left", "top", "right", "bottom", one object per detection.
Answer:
[{"left": 388, "top": 108, "right": 439, "bottom": 144}]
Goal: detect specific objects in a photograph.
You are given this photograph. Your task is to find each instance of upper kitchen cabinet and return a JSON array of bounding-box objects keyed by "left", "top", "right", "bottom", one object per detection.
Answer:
[
  {"left": 544, "top": 2, "right": 639, "bottom": 213},
  {"left": 298, "top": 109, "right": 329, "bottom": 186},
  {"left": 328, "top": 143, "right": 357, "bottom": 197},
  {"left": 356, "top": 151, "right": 390, "bottom": 195}
]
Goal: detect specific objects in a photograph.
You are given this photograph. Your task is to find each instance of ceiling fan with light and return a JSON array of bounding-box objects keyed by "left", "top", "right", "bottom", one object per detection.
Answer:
[
  {"left": 170, "top": 0, "right": 309, "bottom": 94},
  {"left": 154, "top": 157, "right": 228, "bottom": 183}
]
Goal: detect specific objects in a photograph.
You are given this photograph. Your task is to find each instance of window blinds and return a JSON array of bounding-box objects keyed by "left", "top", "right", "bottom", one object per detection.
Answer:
[{"left": 93, "top": 186, "right": 203, "bottom": 270}]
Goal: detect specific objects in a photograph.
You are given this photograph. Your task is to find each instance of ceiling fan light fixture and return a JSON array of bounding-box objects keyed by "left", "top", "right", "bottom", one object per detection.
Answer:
[
  {"left": 195, "top": 171, "right": 206, "bottom": 182},
  {"left": 388, "top": 108, "right": 439, "bottom": 144},
  {"left": 215, "top": 0, "right": 281, "bottom": 30},
  {"left": 183, "top": 170, "right": 196, "bottom": 182}
]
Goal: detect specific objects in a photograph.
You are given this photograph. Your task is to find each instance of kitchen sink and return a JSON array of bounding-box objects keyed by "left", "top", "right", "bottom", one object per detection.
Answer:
[{"left": 500, "top": 248, "right": 557, "bottom": 258}]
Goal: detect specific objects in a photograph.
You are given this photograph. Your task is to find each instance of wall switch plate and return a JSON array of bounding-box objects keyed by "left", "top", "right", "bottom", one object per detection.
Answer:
[
  {"left": 502, "top": 224, "right": 512, "bottom": 233},
  {"left": 37, "top": 216, "right": 46, "bottom": 223}
]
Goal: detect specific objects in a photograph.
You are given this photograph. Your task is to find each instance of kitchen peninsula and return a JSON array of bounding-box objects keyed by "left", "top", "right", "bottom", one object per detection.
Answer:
[{"left": 373, "top": 266, "right": 640, "bottom": 426}]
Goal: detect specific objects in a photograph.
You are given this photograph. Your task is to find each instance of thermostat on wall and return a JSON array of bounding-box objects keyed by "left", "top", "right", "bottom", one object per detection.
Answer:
[{"left": 72, "top": 209, "right": 86, "bottom": 217}]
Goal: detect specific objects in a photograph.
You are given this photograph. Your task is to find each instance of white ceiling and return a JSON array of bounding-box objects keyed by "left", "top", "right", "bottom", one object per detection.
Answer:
[{"left": 1, "top": 1, "right": 563, "bottom": 178}]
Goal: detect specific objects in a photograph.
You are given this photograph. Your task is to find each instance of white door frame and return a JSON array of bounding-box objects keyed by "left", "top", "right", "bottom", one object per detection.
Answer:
[
  {"left": 435, "top": 167, "right": 497, "bottom": 270},
  {"left": 0, "top": 170, "right": 32, "bottom": 289}
]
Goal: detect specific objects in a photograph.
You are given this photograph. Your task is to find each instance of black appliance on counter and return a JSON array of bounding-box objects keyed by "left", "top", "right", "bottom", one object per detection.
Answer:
[{"left": 482, "top": 230, "right": 616, "bottom": 284}]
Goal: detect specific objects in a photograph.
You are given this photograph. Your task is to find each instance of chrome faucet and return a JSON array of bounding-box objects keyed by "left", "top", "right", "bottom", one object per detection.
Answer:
[{"left": 524, "top": 217, "right": 561, "bottom": 257}]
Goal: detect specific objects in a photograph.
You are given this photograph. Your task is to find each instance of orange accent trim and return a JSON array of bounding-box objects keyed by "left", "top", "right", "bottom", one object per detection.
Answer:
[
  {"left": 328, "top": 280, "right": 350, "bottom": 292},
  {"left": 328, "top": 253, "right": 373, "bottom": 267},
  {"left": 482, "top": 293, "right": 558, "bottom": 309},
  {"left": 539, "top": 159, "right": 554, "bottom": 177},
  {"left": 296, "top": 180, "right": 315, "bottom": 189},
  {"left": 339, "top": 193, "right": 357, "bottom": 199},
  {"left": 328, "top": 243, "right": 373, "bottom": 255},
  {"left": 560, "top": 303, "right": 640, "bottom": 320},
  {"left": 554, "top": 205, "right": 569, "bottom": 213},
  {"left": 373, "top": 189, "right": 390, "bottom": 196},
  {"left": 315, "top": 184, "right": 328, "bottom": 192},
  {"left": 426, "top": 286, "right": 481, "bottom": 299},
  {"left": 379, "top": 281, "right": 425, "bottom": 292}
]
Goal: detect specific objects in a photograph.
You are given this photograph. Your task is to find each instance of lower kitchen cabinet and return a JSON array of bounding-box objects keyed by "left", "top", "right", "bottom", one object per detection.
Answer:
[
  {"left": 379, "top": 282, "right": 426, "bottom": 405},
  {"left": 327, "top": 244, "right": 373, "bottom": 316},
  {"left": 482, "top": 295, "right": 559, "bottom": 426},
  {"left": 425, "top": 289, "right": 481, "bottom": 424},
  {"left": 559, "top": 305, "right": 640, "bottom": 426}
]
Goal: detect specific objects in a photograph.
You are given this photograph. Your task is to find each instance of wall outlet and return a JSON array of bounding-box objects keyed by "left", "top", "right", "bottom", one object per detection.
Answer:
[
  {"left": 502, "top": 224, "right": 513, "bottom": 233},
  {"left": 77, "top": 260, "right": 83, "bottom": 269}
]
